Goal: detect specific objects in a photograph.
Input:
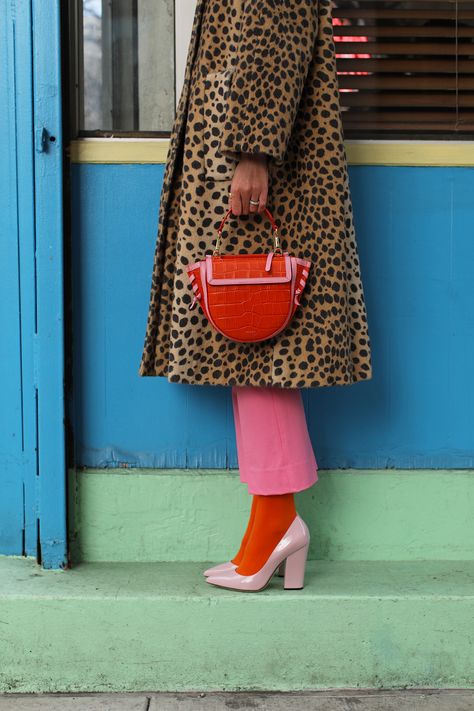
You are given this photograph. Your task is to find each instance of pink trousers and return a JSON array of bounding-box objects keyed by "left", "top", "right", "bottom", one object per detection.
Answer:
[{"left": 231, "top": 385, "right": 318, "bottom": 495}]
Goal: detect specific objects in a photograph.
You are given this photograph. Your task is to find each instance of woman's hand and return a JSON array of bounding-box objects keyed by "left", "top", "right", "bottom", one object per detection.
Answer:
[{"left": 229, "top": 153, "right": 269, "bottom": 216}]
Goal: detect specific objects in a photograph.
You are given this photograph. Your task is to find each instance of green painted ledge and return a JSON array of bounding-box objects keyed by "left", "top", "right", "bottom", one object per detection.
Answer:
[
  {"left": 0, "top": 556, "right": 473, "bottom": 693},
  {"left": 68, "top": 469, "right": 474, "bottom": 563}
]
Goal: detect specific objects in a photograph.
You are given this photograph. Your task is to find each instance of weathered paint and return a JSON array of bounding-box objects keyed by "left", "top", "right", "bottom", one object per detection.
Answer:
[
  {"left": 68, "top": 468, "right": 474, "bottom": 563},
  {"left": 71, "top": 163, "right": 474, "bottom": 470},
  {"left": 0, "top": 556, "right": 473, "bottom": 692},
  {"left": 0, "top": 0, "right": 67, "bottom": 568}
]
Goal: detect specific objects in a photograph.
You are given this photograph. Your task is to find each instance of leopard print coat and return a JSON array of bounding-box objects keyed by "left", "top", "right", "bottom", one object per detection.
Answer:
[{"left": 138, "top": 0, "right": 373, "bottom": 388}]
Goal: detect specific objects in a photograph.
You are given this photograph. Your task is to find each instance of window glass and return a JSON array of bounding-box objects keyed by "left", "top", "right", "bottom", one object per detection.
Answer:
[{"left": 81, "top": 0, "right": 176, "bottom": 132}]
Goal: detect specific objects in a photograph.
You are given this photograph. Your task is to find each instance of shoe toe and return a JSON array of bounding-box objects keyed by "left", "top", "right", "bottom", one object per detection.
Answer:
[
  {"left": 203, "top": 562, "right": 236, "bottom": 576},
  {"left": 206, "top": 573, "right": 240, "bottom": 589}
]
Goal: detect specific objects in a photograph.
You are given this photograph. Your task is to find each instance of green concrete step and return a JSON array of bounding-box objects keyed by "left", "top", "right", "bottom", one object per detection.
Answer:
[
  {"left": 1, "top": 556, "right": 473, "bottom": 693},
  {"left": 69, "top": 469, "right": 474, "bottom": 563}
]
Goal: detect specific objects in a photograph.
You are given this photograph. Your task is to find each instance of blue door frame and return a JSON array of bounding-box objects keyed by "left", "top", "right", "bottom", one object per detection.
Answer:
[{"left": 0, "top": 0, "right": 67, "bottom": 569}]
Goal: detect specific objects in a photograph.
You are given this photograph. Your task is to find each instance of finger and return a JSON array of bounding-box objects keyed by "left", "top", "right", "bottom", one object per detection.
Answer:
[
  {"left": 240, "top": 187, "right": 251, "bottom": 216},
  {"left": 249, "top": 194, "right": 260, "bottom": 213},
  {"left": 228, "top": 183, "right": 236, "bottom": 213},
  {"left": 231, "top": 189, "right": 243, "bottom": 216},
  {"left": 258, "top": 187, "right": 268, "bottom": 213}
]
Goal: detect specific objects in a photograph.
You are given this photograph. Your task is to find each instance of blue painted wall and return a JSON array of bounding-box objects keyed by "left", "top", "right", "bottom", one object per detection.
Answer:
[{"left": 71, "top": 163, "right": 474, "bottom": 469}]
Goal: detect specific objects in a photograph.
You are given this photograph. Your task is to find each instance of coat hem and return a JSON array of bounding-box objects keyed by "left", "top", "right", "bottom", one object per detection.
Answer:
[{"left": 137, "top": 364, "right": 373, "bottom": 388}]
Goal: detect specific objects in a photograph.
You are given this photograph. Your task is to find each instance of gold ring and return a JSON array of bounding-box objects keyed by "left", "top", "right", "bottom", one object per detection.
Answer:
[{"left": 249, "top": 199, "right": 259, "bottom": 206}]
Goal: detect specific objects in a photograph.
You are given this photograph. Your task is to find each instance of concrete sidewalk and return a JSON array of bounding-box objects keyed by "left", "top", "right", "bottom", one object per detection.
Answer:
[{"left": 0, "top": 691, "right": 473, "bottom": 710}]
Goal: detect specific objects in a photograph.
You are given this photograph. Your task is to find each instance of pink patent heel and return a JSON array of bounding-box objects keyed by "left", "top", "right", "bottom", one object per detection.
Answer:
[{"left": 205, "top": 515, "right": 310, "bottom": 592}]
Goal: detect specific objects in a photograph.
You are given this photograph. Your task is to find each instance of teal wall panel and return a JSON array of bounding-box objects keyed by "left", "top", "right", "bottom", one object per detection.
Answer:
[
  {"left": 1, "top": 0, "right": 35, "bottom": 555},
  {"left": 0, "top": 0, "right": 67, "bottom": 568},
  {"left": 71, "top": 163, "right": 474, "bottom": 469}
]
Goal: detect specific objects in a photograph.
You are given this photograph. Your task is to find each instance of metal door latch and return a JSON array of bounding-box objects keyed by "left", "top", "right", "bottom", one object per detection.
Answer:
[{"left": 35, "top": 127, "right": 56, "bottom": 153}]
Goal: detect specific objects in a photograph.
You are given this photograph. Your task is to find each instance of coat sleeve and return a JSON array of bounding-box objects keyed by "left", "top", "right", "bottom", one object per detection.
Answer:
[{"left": 219, "top": 0, "right": 318, "bottom": 164}]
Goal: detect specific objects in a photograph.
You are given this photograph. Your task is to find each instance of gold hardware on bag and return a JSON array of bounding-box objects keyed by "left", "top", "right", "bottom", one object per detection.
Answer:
[
  {"left": 213, "top": 234, "right": 221, "bottom": 256},
  {"left": 273, "top": 229, "right": 283, "bottom": 255}
]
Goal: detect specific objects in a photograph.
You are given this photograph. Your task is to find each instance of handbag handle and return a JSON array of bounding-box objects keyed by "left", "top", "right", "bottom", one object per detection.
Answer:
[{"left": 213, "top": 207, "right": 282, "bottom": 256}]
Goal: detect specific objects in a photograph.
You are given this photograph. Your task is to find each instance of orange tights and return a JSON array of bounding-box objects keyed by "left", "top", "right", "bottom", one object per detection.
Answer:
[{"left": 231, "top": 493, "right": 297, "bottom": 576}]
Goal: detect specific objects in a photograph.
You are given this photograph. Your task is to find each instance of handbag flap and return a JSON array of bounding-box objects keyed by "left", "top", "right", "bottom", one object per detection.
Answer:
[{"left": 206, "top": 253, "right": 291, "bottom": 285}]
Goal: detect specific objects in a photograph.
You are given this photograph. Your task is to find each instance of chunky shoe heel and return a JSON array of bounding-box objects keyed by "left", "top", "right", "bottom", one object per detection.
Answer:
[
  {"left": 283, "top": 542, "right": 309, "bottom": 589},
  {"left": 277, "top": 560, "right": 285, "bottom": 577}
]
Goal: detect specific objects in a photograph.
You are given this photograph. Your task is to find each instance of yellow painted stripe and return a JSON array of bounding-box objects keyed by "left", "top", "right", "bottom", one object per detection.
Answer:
[
  {"left": 69, "top": 138, "right": 474, "bottom": 167},
  {"left": 346, "top": 140, "right": 474, "bottom": 167},
  {"left": 69, "top": 139, "right": 170, "bottom": 164}
]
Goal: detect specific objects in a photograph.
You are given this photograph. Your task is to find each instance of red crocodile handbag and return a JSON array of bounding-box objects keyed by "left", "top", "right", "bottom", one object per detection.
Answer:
[{"left": 185, "top": 207, "right": 312, "bottom": 343}]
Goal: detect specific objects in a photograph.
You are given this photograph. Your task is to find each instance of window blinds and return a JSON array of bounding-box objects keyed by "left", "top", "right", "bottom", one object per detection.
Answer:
[{"left": 333, "top": 1, "right": 474, "bottom": 136}]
